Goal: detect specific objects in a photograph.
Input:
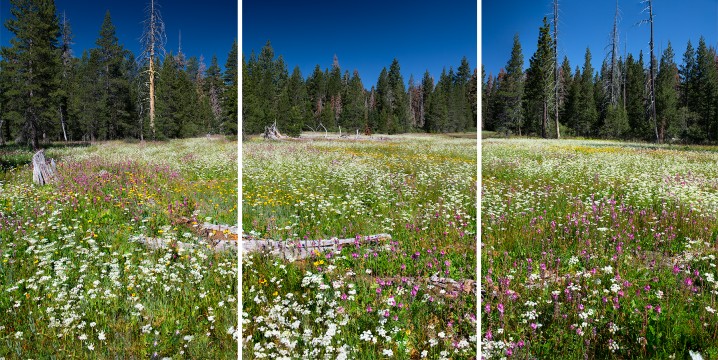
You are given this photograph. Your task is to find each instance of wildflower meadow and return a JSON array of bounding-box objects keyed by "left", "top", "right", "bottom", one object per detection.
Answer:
[
  {"left": 0, "top": 138, "right": 238, "bottom": 358},
  {"left": 482, "top": 138, "right": 718, "bottom": 358},
  {"left": 242, "top": 134, "right": 477, "bottom": 359}
]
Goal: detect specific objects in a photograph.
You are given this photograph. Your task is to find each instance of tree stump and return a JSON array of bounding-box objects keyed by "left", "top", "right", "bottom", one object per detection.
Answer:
[
  {"left": 32, "top": 150, "right": 57, "bottom": 186},
  {"left": 263, "top": 122, "right": 284, "bottom": 140}
]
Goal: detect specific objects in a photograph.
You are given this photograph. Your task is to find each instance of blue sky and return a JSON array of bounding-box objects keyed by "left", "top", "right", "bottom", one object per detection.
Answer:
[
  {"left": 482, "top": 0, "right": 718, "bottom": 79},
  {"left": 1, "top": 0, "right": 237, "bottom": 69},
  {"left": 243, "top": 0, "right": 478, "bottom": 88}
]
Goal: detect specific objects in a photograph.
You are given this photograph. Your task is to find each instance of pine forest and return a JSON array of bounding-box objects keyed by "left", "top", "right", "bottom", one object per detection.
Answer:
[{"left": 243, "top": 41, "right": 478, "bottom": 137}]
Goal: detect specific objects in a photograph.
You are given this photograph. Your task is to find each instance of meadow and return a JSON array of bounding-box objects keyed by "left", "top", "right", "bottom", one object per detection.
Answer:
[
  {"left": 482, "top": 138, "right": 718, "bottom": 359},
  {"left": 0, "top": 138, "right": 238, "bottom": 359},
  {"left": 242, "top": 134, "right": 477, "bottom": 359}
]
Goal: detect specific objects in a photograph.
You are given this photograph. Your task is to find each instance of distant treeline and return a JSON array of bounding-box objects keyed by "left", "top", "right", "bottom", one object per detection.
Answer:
[
  {"left": 483, "top": 20, "right": 718, "bottom": 143},
  {"left": 0, "top": 0, "right": 237, "bottom": 149},
  {"left": 242, "top": 41, "right": 478, "bottom": 136}
]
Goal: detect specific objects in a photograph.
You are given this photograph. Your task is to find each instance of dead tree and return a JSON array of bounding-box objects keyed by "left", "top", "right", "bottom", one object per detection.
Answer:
[
  {"left": 140, "top": 0, "right": 166, "bottom": 140},
  {"left": 59, "top": 12, "right": 71, "bottom": 142},
  {"left": 553, "top": 0, "right": 560, "bottom": 139},
  {"left": 607, "top": 0, "right": 621, "bottom": 107},
  {"left": 263, "top": 121, "right": 284, "bottom": 140},
  {"left": 304, "top": 122, "right": 328, "bottom": 138},
  {"left": 32, "top": 150, "right": 57, "bottom": 186},
  {"left": 640, "top": 0, "right": 659, "bottom": 143}
]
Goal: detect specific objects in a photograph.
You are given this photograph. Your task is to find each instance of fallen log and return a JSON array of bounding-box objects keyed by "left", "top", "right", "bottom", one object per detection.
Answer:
[
  {"left": 32, "top": 150, "right": 57, "bottom": 185},
  {"left": 241, "top": 233, "right": 392, "bottom": 260},
  {"left": 132, "top": 222, "right": 239, "bottom": 253},
  {"left": 131, "top": 234, "right": 237, "bottom": 253}
]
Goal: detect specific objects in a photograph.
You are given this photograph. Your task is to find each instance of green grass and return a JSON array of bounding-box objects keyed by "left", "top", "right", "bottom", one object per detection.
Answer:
[
  {"left": 483, "top": 138, "right": 718, "bottom": 359},
  {"left": 0, "top": 138, "right": 237, "bottom": 359},
  {"left": 242, "top": 134, "right": 477, "bottom": 359}
]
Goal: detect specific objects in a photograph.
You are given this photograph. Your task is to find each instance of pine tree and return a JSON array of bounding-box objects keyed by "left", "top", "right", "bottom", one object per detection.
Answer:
[
  {"left": 564, "top": 66, "right": 581, "bottom": 133},
  {"left": 186, "top": 56, "right": 199, "bottom": 84},
  {"left": 1, "top": 0, "right": 62, "bottom": 149},
  {"left": 695, "top": 37, "right": 718, "bottom": 140},
  {"left": 277, "top": 66, "right": 306, "bottom": 137},
  {"left": 206, "top": 55, "right": 223, "bottom": 134},
  {"left": 242, "top": 53, "right": 263, "bottom": 136},
  {"left": 94, "top": 11, "right": 133, "bottom": 139},
  {"left": 595, "top": 61, "right": 609, "bottom": 133},
  {"left": 222, "top": 40, "right": 238, "bottom": 135},
  {"left": 625, "top": 52, "right": 648, "bottom": 139},
  {"left": 481, "top": 66, "right": 488, "bottom": 130},
  {"left": 367, "top": 86, "right": 377, "bottom": 133},
  {"left": 679, "top": 40, "right": 697, "bottom": 110},
  {"left": 430, "top": 68, "right": 451, "bottom": 132},
  {"left": 558, "top": 56, "right": 572, "bottom": 127},
  {"left": 524, "top": 18, "right": 554, "bottom": 138},
  {"left": 421, "top": 70, "right": 434, "bottom": 132},
  {"left": 306, "top": 64, "right": 326, "bottom": 130},
  {"left": 375, "top": 67, "right": 390, "bottom": 133},
  {"left": 496, "top": 34, "right": 525, "bottom": 136},
  {"left": 575, "top": 48, "right": 597, "bottom": 137},
  {"left": 156, "top": 54, "right": 198, "bottom": 138},
  {"left": 327, "top": 55, "right": 342, "bottom": 130},
  {"left": 656, "top": 42, "right": 680, "bottom": 141},
  {"left": 254, "top": 41, "right": 276, "bottom": 132},
  {"left": 456, "top": 56, "right": 473, "bottom": 131},
  {"left": 340, "top": 70, "right": 366, "bottom": 132},
  {"left": 74, "top": 50, "right": 102, "bottom": 140},
  {"left": 468, "top": 67, "right": 478, "bottom": 129},
  {"left": 407, "top": 75, "right": 417, "bottom": 128},
  {"left": 387, "top": 59, "right": 408, "bottom": 133},
  {"left": 677, "top": 41, "right": 703, "bottom": 142}
]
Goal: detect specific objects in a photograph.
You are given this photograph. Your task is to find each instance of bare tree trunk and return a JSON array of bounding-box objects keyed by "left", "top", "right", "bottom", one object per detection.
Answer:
[
  {"left": 149, "top": 57, "right": 156, "bottom": 139},
  {"left": 648, "top": 1, "right": 659, "bottom": 143},
  {"left": 137, "top": 90, "right": 145, "bottom": 141},
  {"left": 142, "top": 0, "right": 165, "bottom": 140},
  {"left": 553, "top": 0, "right": 560, "bottom": 139},
  {"left": 642, "top": 0, "right": 659, "bottom": 143},
  {"left": 542, "top": 101, "right": 547, "bottom": 139},
  {"left": 59, "top": 106, "right": 68, "bottom": 142}
]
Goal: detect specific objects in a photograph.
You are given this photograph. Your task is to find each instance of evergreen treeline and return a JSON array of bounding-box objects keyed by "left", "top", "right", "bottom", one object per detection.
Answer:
[
  {"left": 243, "top": 41, "right": 478, "bottom": 136},
  {"left": 483, "top": 21, "right": 718, "bottom": 144},
  {"left": 0, "top": 0, "right": 238, "bottom": 149}
]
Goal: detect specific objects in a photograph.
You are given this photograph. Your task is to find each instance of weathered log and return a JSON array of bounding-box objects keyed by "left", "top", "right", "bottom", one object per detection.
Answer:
[
  {"left": 132, "top": 222, "right": 239, "bottom": 253},
  {"left": 131, "top": 234, "right": 238, "bottom": 253},
  {"left": 241, "top": 233, "right": 392, "bottom": 260},
  {"left": 32, "top": 150, "right": 57, "bottom": 186}
]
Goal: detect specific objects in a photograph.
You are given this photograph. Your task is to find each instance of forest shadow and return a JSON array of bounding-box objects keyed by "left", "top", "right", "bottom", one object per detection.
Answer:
[{"left": 0, "top": 142, "right": 91, "bottom": 171}]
